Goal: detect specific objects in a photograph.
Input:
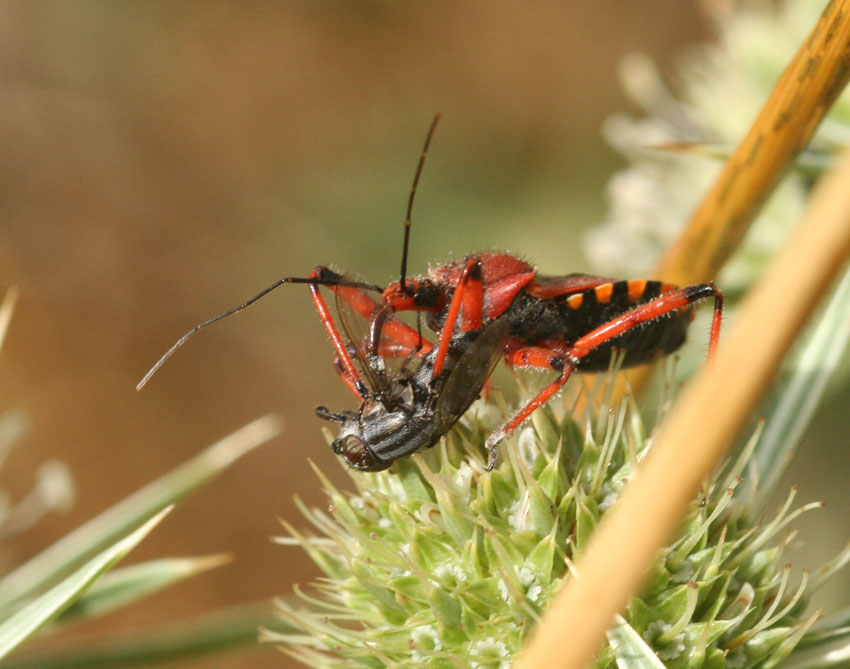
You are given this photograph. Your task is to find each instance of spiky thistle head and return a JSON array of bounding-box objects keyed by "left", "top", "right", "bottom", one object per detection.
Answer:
[{"left": 266, "top": 370, "right": 838, "bottom": 667}]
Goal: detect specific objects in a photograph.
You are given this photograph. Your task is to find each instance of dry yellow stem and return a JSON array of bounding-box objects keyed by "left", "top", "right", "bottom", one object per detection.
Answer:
[
  {"left": 657, "top": 0, "right": 850, "bottom": 286},
  {"left": 515, "top": 137, "right": 850, "bottom": 669},
  {"left": 602, "top": 0, "right": 850, "bottom": 401}
]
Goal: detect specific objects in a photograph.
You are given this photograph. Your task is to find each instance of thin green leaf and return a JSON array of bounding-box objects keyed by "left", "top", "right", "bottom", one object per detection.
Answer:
[
  {"left": 746, "top": 267, "right": 850, "bottom": 510},
  {"left": 3, "top": 601, "right": 289, "bottom": 668},
  {"left": 0, "top": 507, "right": 172, "bottom": 661},
  {"left": 782, "top": 625, "right": 850, "bottom": 668},
  {"left": 0, "top": 415, "right": 280, "bottom": 611},
  {"left": 806, "top": 605, "right": 850, "bottom": 640},
  {"left": 56, "top": 554, "right": 231, "bottom": 624},
  {"left": 606, "top": 614, "right": 667, "bottom": 668}
]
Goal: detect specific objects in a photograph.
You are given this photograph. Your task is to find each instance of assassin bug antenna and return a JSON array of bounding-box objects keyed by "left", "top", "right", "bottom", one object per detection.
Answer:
[
  {"left": 136, "top": 274, "right": 381, "bottom": 391},
  {"left": 399, "top": 112, "right": 441, "bottom": 295}
]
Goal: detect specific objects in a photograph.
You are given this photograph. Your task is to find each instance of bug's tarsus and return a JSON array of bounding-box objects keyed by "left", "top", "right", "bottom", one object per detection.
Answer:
[{"left": 399, "top": 112, "right": 441, "bottom": 295}]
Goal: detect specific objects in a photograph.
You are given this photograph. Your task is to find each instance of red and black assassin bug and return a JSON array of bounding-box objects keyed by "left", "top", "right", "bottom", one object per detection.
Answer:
[
  {"left": 137, "top": 113, "right": 724, "bottom": 471},
  {"left": 364, "top": 114, "right": 724, "bottom": 468}
]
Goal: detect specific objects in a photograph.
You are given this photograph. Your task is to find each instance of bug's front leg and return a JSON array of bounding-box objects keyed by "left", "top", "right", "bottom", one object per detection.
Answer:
[
  {"left": 431, "top": 256, "right": 485, "bottom": 378},
  {"left": 326, "top": 271, "right": 434, "bottom": 357}
]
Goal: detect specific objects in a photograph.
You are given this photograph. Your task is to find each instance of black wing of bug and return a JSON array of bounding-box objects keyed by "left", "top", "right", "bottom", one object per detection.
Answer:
[
  {"left": 432, "top": 317, "right": 510, "bottom": 434},
  {"left": 333, "top": 271, "right": 389, "bottom": 396},
  {"left": 334, "top": 272, "right": 423, "bottom": 402}
]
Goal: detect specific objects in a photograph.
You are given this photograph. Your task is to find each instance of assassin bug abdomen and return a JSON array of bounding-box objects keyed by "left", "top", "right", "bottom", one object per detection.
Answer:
[
  {"left": 425, "top": 271, "right": 713, "bottom": 372},
  {"left": 500, "top": 279, "right": 691, "bottom": 369}
]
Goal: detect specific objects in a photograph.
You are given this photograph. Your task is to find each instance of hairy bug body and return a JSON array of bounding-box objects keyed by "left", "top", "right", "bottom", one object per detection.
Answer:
[
  {"left": 379, "top": 249, "right": 723, "bottom": 467},
  {"left": 138, "top": 115, "right": 724, "bottom": 471}
]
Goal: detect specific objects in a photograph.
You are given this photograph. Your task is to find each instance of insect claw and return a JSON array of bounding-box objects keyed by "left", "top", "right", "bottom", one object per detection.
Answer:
[{"left": 485, "top": 431, "right": 505, "bottom": 471}]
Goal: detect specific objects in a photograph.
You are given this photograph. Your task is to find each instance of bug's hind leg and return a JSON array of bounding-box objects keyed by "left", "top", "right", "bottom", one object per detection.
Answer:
[
  {"left": 485, "top": 344, "right": 577, "bottom": 470},
  {"left": 485, "top": 282, "right": 724, "bottom": 470}
]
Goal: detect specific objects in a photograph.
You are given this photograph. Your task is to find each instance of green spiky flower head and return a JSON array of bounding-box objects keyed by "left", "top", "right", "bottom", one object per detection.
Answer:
[{"left": 267, "top": 378, "right": 836, "bottom": 667}]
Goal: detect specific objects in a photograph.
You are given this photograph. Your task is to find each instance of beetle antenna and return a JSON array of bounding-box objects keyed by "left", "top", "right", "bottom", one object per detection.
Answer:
[
  {"left": 136, "top": 274, "right": 381, "bottom": 390},
  {"left": 400, "top": 112, "right": 441, "bottom": 294}
]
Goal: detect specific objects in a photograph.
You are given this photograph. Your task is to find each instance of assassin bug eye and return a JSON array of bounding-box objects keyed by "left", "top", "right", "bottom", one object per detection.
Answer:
[{"left": 413, "top": 280, "right": 443, "bottom": 308}]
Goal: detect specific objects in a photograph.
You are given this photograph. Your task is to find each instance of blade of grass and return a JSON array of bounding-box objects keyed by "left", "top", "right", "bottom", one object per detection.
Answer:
[
  {"left": 2, "top": 601, "right": 289, "bottom": 668},
  {"left": 515, "top": 138, "right": 850, "bottom": 668},
  {"left": 746, "top": 265, "right": 850, "bottom": 510},
  {"left": 55, "top": 554, "right": 232, "bottom": 624},
  {"left": 0, "top": 507, "right": 172, "bottom": 661},
  {"left": 0, "top": 414, "right": 281, "bottom": 611}
]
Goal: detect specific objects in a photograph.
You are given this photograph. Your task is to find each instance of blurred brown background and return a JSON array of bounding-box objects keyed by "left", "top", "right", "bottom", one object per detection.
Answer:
[{"left": 8, "top": 2, "right": 843, "bottom": 668}]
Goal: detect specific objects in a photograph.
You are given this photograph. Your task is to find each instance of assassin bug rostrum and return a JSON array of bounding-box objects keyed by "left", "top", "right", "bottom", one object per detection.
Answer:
[{"left": 137, "top": 113, "right": 724, "bottom": 471}]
